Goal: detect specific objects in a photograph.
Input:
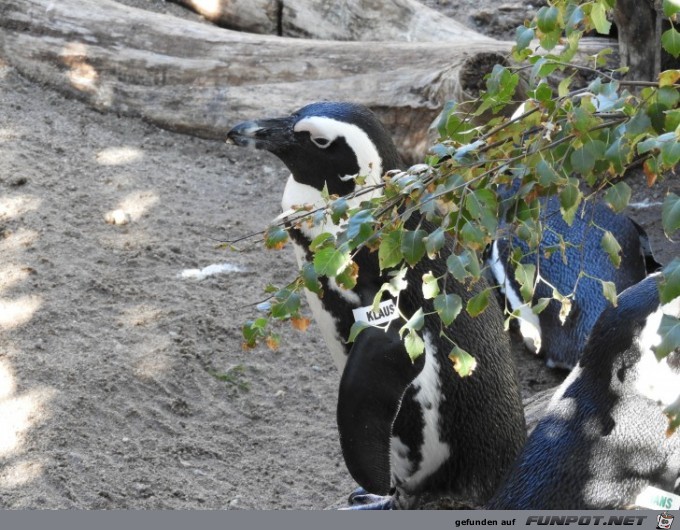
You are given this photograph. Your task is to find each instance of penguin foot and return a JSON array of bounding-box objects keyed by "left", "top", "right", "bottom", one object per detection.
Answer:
[{"left": 340, "top": 488, "right": 397, "bottom": 510}]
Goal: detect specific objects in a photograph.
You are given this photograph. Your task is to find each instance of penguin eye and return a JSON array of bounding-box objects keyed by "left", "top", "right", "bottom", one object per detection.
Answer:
[{"left": 311, "top": 136, "right": 332, "bottom": 149}]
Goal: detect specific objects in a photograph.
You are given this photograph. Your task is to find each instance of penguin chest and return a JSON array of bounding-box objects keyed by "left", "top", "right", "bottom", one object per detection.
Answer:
[
  {"left": 390, "top": 332, "right": 451, "bottom": 491},
  {"left": 290, "top": 242, "right": 357, "bottom": 372}
]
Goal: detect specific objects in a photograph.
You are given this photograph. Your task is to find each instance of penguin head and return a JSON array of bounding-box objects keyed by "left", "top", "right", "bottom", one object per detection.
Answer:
[{"left": 227, "top": 102, "right": 402, "bottom": 210}]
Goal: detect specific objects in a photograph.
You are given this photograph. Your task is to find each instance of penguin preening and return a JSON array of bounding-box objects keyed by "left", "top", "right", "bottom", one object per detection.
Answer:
[
  {"left": 488, "top": 196, "right": 661, "bottom": 370},
  {"left": 487, "top": 273, "right": 680, "bottom": 509},
  {"left": 227, "top": 102, "right": 526, "bottom": 509}
]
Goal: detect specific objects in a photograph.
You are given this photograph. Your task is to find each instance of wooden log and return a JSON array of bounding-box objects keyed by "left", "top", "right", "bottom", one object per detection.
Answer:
[
  {"left": 0, "top": 0, "right": 511, "bottom": 162},
  {"left": 0, "top": 0, "right": 617, "bottom": 162},
  {"left": 169, "top": 0, "right": 495, "bottom": 43}
]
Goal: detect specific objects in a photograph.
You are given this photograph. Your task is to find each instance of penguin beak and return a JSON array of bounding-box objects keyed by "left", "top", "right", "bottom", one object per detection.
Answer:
[{"left": 226, "top": 116, "right": 295, "bottom": 152}]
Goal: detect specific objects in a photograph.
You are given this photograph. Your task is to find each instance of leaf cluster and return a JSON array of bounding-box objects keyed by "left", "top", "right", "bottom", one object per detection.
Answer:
[{"left": 238, "top": 1, "right": 680, "bottom": 427}]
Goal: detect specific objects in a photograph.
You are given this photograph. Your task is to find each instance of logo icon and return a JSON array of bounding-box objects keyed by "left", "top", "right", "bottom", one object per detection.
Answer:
[{"left": 657, "top": 512, "right": 675, "bottom": 530}]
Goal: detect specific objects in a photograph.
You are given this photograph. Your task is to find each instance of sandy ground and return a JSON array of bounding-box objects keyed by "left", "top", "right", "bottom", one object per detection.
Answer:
[{"left": 1, "top": 1, "right": 678, "bottom": 510}]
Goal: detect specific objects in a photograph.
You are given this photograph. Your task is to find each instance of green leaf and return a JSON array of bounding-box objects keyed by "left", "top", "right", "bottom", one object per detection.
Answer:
[
  {"left": 570, "top": 146, "right": 595, "bottom": 175},
  {"left": 534, "top": 83, "right": 553, "bottom": 103},
  {"left": 539, "top": 29, "right": 562, "bottom": 51},
  {"left": 657, "top": 86, "right": 680, "bottom": 109},
  {"left": 422, "top": 272, "right": 440, "bottom": 300},
  {"left": 590, "top": 2, "right": 612, "bottom": 35},
  {"left": 271, "top": 289, "right": 301, "bottom": 319},
  {"left": 664, "top": 0, "right": 680, "bottom": 17},
  {"left": 572, "top": 107, "right": 593, "bottom": 133},
  {"left": 566, "top": 5, "right": 585, "bottom": 34},
  {"left": 559, "top": 182, "right": 583, "bottom": 226},
  {"left": 330, "top": 198, "right": 349, "bottom": 224},
  {"left": 537, "top": 159, "right": 565, "bottom": 186},
  {"left": 532, "top": 297, "right": 552, "bottom": 315},
  {"left": 378, "top": 230, "right": 403, "bottom": 270},
  {"left": 310, "top": 232, "right": 335, "bottom": 252},
  {"left": 601, "top": 231, "right": 622, "bottom": 268},
  {"left": 465, "top": 189, "right": 498, "bottom": 233},
  {"left": 460, "top": 222, "right": 487, "bottom": 250},
  {"left": 661, "top": 140, "right": 680, "bottom": 166},
  {"left": 660, "top": 257, "right": 680, "bottom": 304},
  {"left": 301, "top": 262, "right": 323, "bottom": 295},
  {"left": 446, "top": 113, "right": 477, "bottom": 143},
  {"left": 662, "top": 27, "right": 680, "bottom": 58},
  {"left": 346, "top": 209, "right": 375, "bottom": 244},
  {"left": 654, "top": 314, "right": 680, "bottom": 360},
  {"left": 424, "top": 227, "right": 446, "bottom": 259},
  {"left": 662, "top": 193, "right": 680, "bottom": 235},
  {"left": 447, "top": 251, "right": 480, "bottom": 281},
  {"left": 558, "top": 75, "right": 574, "bottom": 98},
  {"left": 605, "top": 138, "right": 630, "bottom": 173},
  {"left": 336, "top": 261, "right": 358, "bottom": 290},
  {"left": 313, "top": 246, "right": 350, "bottom": 277},
  {"left": 665, "top": 109, "right": 680, "bottom": 132},
  {"left": 347, "top": 321, "right": 371, "bottom": 343},
  {"left": 531, "top": 57, "right": 560, "bottom": 81},
  {"left": 514, "top": 263, "right": 536, "bottom": 303},
  {"left": 449, "top": 345, "right": 477, "bottom": 377},
  {"left": 515, "top": 26, "right": 535, "bottom": 51},
  {"left": 466, "top": 289, "right": 490, "bottom": 317},
  {"left": 242, "top": 318, "right": 268, "bottom": 347},
  {"left": 264, "top": 225, "right": 288, "bottom": 250},
  {"left": 400, "top": 309, "right": 426, "bottom": 339},
  {"left": 405, "top": 330, "right": 425, "bottom": 362},
  {"left": 537, "top": 6, "right": 559, "bottom": 33},
  {"left": 401, "top": 229, "right": 427, "bottom": 267},
  {"left": 434, "top": 293, "right": 463, "bottom": 326},
  {"left": 626, "top": 112, "right": 652, "bottom": 136},
  {"left": 601, "top": 280, "right": 618, "bottom": 307},
  {"left": 604, "top": 182, "right": 632, "bottom": 213}
]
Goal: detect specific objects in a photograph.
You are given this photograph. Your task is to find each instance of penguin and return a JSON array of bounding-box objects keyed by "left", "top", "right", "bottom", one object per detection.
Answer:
[
  {"left": 487, "top": 186, "right": 661, "bottom": 371},
  {"left": 227, "top": 102, "right": 526, "bottom": 509},
  {"left": 487, "top": 273, "right": 680, "bottom": 509}
]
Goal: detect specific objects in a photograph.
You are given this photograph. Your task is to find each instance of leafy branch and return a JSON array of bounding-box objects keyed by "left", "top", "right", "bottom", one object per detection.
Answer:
[{"left": 234, "top": 0, "right": 680, "bottom": 433}]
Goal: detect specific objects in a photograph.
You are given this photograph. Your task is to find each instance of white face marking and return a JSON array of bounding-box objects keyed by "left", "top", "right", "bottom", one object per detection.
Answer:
[
  {"left": 391, "top": 332, "right": 450, "bottom": 491},
  {"left": 634, "top": 297, "right": 680, "bottom": 406},
  {"left": 293, "top": 115, "right": 384, "bottom": 187},
  {"left": 282, "top": 116, "right": 386, "bottom": 240},
  {"left": 489, "top": 241, "right": 543, "bottom": 354}
]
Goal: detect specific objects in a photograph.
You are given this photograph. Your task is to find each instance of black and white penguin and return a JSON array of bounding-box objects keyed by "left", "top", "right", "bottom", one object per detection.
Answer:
[
  {"left": 487, "top": 181, "right": 661, "bottom": 370},
  {"left": 227, "top": 102, "right": 526, "bottom": 509},
  {"left": 487, "top": 273, "right": 680, "bottom": 509}
]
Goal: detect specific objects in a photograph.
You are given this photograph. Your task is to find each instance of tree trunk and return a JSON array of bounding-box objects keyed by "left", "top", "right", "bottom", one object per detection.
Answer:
[{"left": 613, "top": 0, "right": 661, "bottom": 81}]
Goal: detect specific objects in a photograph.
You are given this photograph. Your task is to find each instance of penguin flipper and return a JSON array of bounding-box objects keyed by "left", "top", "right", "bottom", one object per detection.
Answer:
[{"left": 337, "top": 326, "right": 423, "bottom": 496}]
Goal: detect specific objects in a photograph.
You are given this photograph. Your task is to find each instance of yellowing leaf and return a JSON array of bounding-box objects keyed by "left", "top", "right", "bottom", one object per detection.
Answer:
[
  {"left": 265, "top": 335, "right": 280, "bottom": 350},
  {"left": 290, "top": 316, "right": 311, "bottom": 332},
  {"left": 449, "top": 345, "right": 477, "bottom": 377}
]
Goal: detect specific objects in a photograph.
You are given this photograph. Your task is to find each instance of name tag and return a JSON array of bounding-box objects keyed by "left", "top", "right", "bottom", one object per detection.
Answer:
[
  {"left": 634, "top": 485, "right": 680, "bottom": 510},
  {"left": 352, "top": 299, "right": 398, "bottom": 326}
]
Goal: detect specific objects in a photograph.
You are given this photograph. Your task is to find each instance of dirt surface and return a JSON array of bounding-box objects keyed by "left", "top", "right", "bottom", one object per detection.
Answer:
[{"left": 0, "top": 1, "right": 678, "bottom": 511}]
